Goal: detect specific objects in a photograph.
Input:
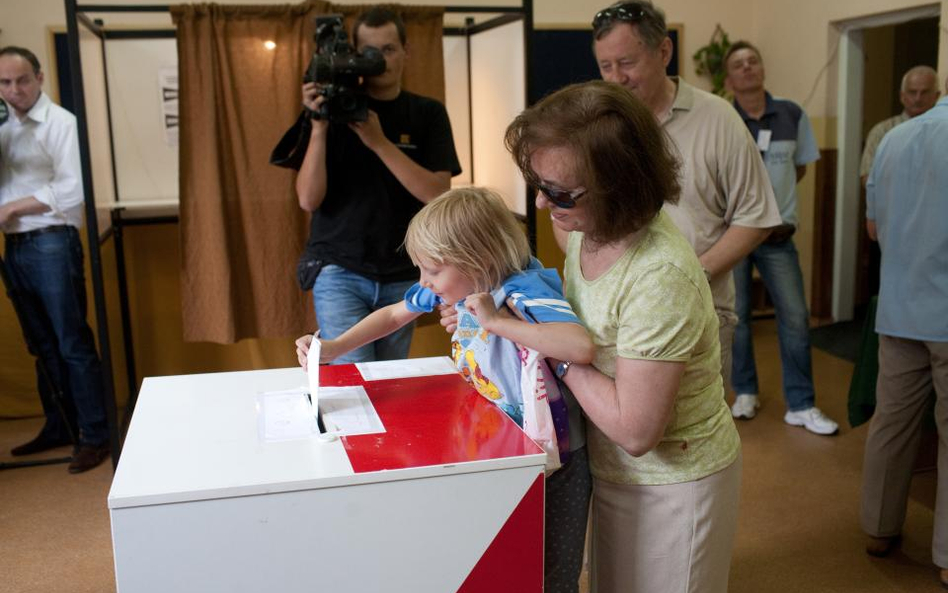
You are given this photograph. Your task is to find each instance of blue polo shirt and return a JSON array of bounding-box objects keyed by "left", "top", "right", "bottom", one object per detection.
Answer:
[
  {"left": 866, "top": 96, "right": 948, "bottom": 342},
  {"left": 733, "top": 92, "right": 820, "bottom": 227}
]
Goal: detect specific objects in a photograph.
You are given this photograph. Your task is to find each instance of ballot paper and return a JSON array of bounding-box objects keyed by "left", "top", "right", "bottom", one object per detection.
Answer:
[
  {"left": 257, "top": 389, "right": 318, "bottom": 442},
  {"left": 319, "top": 386, "right": 385, "bottom": 436},
  {"left": 355, "top": 356, "right": 457, "bottom": 381},
  {"left": 307, "top": 332, "right": 321, "bottom": 418},
  {"left": 256, "top": 385, "right": 384, "bottom": 442}
]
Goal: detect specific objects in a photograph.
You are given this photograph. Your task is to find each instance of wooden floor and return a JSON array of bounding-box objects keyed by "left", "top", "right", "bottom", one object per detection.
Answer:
[{"left": 0, "top": 319, "right": 942, "bottom": 592}]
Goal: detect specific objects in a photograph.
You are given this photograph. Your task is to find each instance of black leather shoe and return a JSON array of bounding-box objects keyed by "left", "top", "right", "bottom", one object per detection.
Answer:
[
  {"left": 11, "top": 432, "right": 73, "bottom": 456},
  {"left": 68, "top": 443, "right": 110, "bottom": 474}
]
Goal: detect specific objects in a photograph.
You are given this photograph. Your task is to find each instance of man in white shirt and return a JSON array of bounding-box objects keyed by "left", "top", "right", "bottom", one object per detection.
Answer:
[{"left": 0, "top": 46, "right": 109, "bottom": 473}]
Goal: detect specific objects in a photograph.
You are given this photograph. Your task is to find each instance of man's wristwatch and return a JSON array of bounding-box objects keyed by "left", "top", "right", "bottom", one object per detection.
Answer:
[{"left": 555, "top": 360, "right": 572, "bottom": 379}]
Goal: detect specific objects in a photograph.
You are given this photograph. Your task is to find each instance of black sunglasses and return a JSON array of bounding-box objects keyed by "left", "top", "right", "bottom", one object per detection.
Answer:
[
  {"left": 536, "top": 183, "right": 587, "bottom": 209},
  {"left": 592, "top": 3, "right": 648, "bottom": 31}
]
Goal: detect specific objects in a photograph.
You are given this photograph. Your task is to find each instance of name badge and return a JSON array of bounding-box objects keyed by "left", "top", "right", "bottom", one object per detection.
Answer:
[{"left": 756, "top": 129, "right": 772, "bottom": 152}]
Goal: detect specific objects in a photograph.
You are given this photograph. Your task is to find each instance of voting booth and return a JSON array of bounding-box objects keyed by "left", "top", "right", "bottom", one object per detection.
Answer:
[{"left": 108, "top": 359, "right": 546, "bottom": 592}]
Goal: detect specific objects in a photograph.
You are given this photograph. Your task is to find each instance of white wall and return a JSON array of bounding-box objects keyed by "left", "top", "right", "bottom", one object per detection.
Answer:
[
  {"left": 5, "top": 0, "right": 943, "bottom": 130},
  {"left": 469, "top": 20, "right": 526, "bottom": 215}
]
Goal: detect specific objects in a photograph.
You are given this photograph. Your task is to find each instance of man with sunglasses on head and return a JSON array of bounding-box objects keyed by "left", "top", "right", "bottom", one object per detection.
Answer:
[{"left": 591, "top": 2, "right": 781, "bottom": 389}]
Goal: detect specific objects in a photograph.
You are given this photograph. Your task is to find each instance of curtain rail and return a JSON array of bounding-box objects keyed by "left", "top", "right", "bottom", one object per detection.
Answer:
[{"left": 76, "top": 4, "right": 522, "bottom": 14}]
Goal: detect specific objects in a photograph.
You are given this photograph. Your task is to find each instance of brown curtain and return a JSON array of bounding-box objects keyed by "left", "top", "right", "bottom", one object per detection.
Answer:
[{"left": 172, "top": 1, "right": 446, "bottom": 343}]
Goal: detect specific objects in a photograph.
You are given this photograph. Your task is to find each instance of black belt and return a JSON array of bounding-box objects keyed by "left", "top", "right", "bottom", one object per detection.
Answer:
[
  {"left": 764, "top": 224, "right": 796, "bottom": 244},
  {"left": 5, "top": 225, "right": 71, "bottom": 244}
]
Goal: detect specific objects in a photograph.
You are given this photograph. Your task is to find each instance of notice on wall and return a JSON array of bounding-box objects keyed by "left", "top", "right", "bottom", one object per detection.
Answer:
[{"left": 158, "top": 67, "right": 178, "bottom": 146}]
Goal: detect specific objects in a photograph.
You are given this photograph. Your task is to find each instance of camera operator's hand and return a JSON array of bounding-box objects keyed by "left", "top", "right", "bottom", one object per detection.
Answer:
[
  {"left": 348, "top": 110, "right": 388, "bottom": 152},
  {"left": 301, "top": 82, "right": 323, "bottom": 111},
  {"left": 301, "top": 82, "right": 329, "bottom": 134},
  {"left": 298, "top": 83, "right": 329, "bottom": 211}
]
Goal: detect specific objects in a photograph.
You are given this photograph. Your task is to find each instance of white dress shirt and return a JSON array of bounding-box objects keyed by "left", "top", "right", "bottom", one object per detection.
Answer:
[{"left": 0, "top": 92, "right": 84, "bottom": 233}]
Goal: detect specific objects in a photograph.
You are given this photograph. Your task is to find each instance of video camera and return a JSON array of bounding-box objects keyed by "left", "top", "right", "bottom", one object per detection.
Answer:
[{"left": 304, "top": 14, "right": 386, "bottom": 124}]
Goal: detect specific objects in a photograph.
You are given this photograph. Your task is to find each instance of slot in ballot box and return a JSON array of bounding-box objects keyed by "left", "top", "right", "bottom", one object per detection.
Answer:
[{"left": 108, "top": 359, "right": 546, "bottom": 593}]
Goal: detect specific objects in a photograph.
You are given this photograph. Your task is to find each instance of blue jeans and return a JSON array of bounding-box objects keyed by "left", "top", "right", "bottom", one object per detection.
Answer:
[
  {"left": 312, "top": 264, "right": 416, "bottom": 364},
  {"left": 4, "top": 227, "right": 109, "bottom": 445},
  {"left": 732, "top": 238, "right": 815, "bottom": 411}
]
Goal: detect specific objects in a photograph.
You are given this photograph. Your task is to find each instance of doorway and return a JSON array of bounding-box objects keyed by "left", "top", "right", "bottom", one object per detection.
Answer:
[
  {"left": 853, "top": 17, "right": 940, "bottom": 312},
  {"left": 829, "top": 4, "right": 941, "bottom": 323}
]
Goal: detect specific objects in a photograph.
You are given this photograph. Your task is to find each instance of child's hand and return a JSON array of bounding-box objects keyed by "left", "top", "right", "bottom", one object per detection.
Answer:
[
  {"left": 295, "top": 334, "right": 314, "bottom": 371},
  {"left": 466, "top": 292, "right": 509, "bottom": 330},
  {"left": 318, "top": 339, "right": 342, "bottom": 363}
]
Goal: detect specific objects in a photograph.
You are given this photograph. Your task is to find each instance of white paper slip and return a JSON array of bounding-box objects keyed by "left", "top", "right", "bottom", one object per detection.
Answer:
[
  {"left": 256, "top": 389, "right": 318, "bottom": 442},
  {"left": 355, "top": 356, "right": 457, "bottom": 381},
  {"left": 308, "top": 331, "right": 321, "bottom": 417},
  {"left": 319, "top": 386, "right": 385, "bottom": 436},
  {"left": 756, "top": 129, "right": 772, "bottom": 152}
]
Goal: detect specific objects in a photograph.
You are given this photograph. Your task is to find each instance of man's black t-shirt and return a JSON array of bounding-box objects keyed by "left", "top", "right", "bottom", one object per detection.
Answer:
[{"left": 303, "top": 91, "right": 461, "bottom": 283}]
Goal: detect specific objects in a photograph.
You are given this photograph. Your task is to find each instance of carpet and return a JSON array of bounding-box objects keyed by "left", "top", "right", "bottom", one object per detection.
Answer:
[{"left": 809, "top": 310, "right": 869, "bottom": 363}]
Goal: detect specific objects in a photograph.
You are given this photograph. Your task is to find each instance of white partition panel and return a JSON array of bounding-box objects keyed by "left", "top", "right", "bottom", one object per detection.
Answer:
[
  {"left": 79, "top": 25, "right": 117, "bottom": 220},
  {"left": 443, "top": 36, "right": 472, "bottom": 187},
  {"left": 469, "top": 20, "right": 526, "bottom": 216},
  {"left": 105, "top": 39, "right": 179, "bottom": 205}
]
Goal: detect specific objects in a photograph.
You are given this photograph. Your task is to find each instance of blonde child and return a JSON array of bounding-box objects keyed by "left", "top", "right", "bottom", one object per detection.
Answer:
[{"left": 295, "top": 187, "right": 595, "bottom": 593}]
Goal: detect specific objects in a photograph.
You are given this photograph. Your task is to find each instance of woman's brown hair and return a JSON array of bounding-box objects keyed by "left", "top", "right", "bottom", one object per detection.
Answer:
[{"left": 505, "top": 80, "right": 681, "bottom": 244}]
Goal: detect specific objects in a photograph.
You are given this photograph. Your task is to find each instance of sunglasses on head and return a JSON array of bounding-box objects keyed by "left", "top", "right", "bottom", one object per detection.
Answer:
[
  {"left": 592, "top": 3, "right": 648, "bottom": 31},
  {"left": 536, "top": 183, "right": 587, "bottom": 209}
]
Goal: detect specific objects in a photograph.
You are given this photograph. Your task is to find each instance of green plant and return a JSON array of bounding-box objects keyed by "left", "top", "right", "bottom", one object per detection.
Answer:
[{"left": 693, "top": 24, "right": 731, "bottom": 96}]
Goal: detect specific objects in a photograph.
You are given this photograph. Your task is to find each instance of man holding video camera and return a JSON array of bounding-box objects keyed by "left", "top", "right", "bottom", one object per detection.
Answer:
[{"left": 295, "top": 7, "right": 461, "bottom": 363}]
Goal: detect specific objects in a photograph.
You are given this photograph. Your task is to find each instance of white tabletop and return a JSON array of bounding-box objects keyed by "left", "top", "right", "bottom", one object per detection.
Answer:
[{"left": 109, "top": 367, "right": 543, "bottom": 509}]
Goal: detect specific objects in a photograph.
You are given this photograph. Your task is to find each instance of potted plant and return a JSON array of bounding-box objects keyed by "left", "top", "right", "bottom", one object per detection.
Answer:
[{"left": 693, "top": 24, "right": 731, "bottom": 97}]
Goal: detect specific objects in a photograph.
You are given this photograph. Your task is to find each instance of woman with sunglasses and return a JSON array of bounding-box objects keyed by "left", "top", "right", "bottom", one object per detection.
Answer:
[{"left": 505, "top": 80, "right": 742, "bottom": 593}]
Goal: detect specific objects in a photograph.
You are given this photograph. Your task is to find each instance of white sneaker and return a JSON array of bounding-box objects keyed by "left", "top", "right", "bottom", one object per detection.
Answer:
[
  {"left": 731, "top": 394, "right": 759, "bottom": 419},
  {"left": 784, "top": 407, "right": 839, "bottom": 435}
]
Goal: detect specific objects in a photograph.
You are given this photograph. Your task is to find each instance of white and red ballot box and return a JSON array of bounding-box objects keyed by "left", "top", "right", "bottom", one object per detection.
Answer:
[{"left": 108, "top": 358, "right": 546, "bottom": 593}]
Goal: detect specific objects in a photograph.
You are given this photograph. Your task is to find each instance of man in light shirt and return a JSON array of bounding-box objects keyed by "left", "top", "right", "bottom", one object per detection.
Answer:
[
  {"left": 590, "top": 2, "right": 781, "bottom": 397},
  {"left": 861, "top": 75, "right": 948, "bottom": 588},
  {"left": 722, "top": 40, "right": 838, "bottom": 435},
  {"left": 0, "top": 46, "right": 109, "bottom": 473},
  {"left": 860, "top": 65, "right": 939, "bottom": 189}
]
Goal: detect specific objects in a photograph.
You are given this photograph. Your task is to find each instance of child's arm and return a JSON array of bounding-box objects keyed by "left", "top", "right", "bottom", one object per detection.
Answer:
[
  {"left": 319, "top": 301, "right": 422, "bottom": 363},
  {"left": 465, "top": 293, "right": 595, "bottom": 364}
]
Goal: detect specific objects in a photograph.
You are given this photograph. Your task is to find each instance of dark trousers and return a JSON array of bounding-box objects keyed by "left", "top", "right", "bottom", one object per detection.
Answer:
[
  {"left": 4, "top": 226, "right": 108, "bottom": 445},
  {"left": 545, "top": 445, "right": 592, "bottom": 593}
]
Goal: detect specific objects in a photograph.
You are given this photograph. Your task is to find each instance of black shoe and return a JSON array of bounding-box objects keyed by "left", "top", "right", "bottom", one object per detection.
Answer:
[
  {"left": 68, "top": 443, "right": 110, "bottom": 474},
  {"left": 865, "top": 534, "right": 900, "bottom": 557},
  {"left": 11, "top": 432, "right": 73, "bottom": 456}
]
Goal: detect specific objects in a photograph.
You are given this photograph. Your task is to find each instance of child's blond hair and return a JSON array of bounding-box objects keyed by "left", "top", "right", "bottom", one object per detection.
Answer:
[{"left": 404, "top": 187, "right": 531, "bottom": 292}]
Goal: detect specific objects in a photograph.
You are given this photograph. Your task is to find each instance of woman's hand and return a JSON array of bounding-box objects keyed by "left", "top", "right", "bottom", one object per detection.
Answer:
[{"left": 438, "top": 303, "right": 458, "bottom": 333}]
